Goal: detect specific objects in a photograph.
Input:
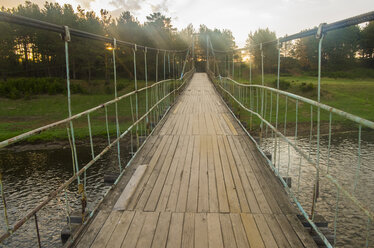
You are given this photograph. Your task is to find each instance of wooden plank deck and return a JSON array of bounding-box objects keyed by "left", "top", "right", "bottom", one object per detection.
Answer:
[{"left": 73, "top": 73, "right": 317, "bottom": 248}]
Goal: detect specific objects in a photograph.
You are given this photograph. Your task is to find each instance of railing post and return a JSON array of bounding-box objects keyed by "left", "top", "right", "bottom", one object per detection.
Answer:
[
  {"left": 63, "top": 26, "right": 80, "bottom": 183},
  {"left": 112, "top": 38, "right": 122, "bottom": 173},
  {"left": 312, "top": 23, "right": 325, "bottom": 219},
  {"left": 155, "top": 50, "right": 159, "bottom": 122},
  {"left": 260, "top": 43, "right": 264, "bottom": 143},
  {"left": 232, "top": 52, "right": 234, "bottom": 79},
  {"left": 133, "top": 45, "right": 139, "bottom": 149},
  {"left": 274, "top": 39, "right": 281, "bottom": 173},
  {"left": 144, "top": 48, "right": 148, "bottom": 132},
  {"left": 206, "top": 36, "right": 209, "bottom": 72},
  {"left": 249, "top": 52, "right": 253, "bottom": 130}
]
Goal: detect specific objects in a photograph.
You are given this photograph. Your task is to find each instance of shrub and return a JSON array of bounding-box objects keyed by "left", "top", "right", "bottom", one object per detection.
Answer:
[
  {"left": 0, "top": 77, "right": 86, "bottom": 98},
  {"left": 117, "top": 82, "right": 125, "bottom": 91},
  {"left": 299, "top": 82, "right": 314, "bottom": 92},
  {"left": 272, "top": 79, "right": 290, "bottom": 90},
  {"left": 0, "top": 77, "right": 66, "bottom": 99}
]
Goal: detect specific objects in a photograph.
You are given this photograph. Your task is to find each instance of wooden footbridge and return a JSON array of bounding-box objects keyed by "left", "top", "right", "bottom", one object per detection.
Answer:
[
  {"left": 73, "top": 73, "right": 317, "bottom": 248},
  {"left": 1, "top": 11, "right": 374, "bottom": 248}
]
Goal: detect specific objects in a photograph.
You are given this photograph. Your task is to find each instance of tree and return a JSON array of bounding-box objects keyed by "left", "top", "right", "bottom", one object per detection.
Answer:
[
  {"left": 361, "top": 21, "right": 374, "bottom": 59},
  {"left": 246, "top": 28, "right": 277, "bottom": 73}
]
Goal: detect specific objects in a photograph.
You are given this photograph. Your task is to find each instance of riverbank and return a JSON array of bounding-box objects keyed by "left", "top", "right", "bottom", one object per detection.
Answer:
[{"left": 1, "top": 75, "right": 373, "bottom": 144}]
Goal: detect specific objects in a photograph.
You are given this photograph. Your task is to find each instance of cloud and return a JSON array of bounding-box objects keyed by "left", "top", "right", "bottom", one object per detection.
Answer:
[
  {"left": 109, "top": 0, "right": 145, "bottom": 11},
  {"left": 150, "top": 0, "right": 169, "bottom": 13},
  {"left": 79, "top": 0, "right": 94, "bottom": 8}
]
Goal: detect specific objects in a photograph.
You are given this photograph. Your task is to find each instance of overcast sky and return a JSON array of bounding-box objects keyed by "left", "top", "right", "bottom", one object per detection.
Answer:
[{"left": 1, "top": 0, "right": 373, "bottom": 47}]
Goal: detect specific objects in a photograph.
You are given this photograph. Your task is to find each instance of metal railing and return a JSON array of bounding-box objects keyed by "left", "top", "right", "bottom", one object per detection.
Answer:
[
  {"left": 0, "top": 12, "right": 194, "bottom": 246},
  {"left": 207, "top": 11, "right": 374, "bottom": 248}
]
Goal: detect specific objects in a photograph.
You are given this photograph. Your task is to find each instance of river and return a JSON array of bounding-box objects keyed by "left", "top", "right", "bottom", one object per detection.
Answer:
[
  {"left": 260, "top": 131, "right": 374, "bottom": 247},
  {"left": 0, "top": 132, "right": 373, "bottom": 247}
]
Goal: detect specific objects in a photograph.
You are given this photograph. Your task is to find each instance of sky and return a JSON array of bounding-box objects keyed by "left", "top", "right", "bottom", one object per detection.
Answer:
[{"left": 1, "top": 0, "right": 373, "bottom": 47}]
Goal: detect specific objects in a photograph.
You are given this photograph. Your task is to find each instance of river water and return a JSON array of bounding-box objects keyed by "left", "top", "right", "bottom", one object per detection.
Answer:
[
  {"left": 0, "top": 142, "right": 127, "bottom": 247},
  {"left": 260, "top": 131, "right": 374, "bottom": 248},
  {"left": 0, "top": 132, "right": 373, "bottom": 247}
]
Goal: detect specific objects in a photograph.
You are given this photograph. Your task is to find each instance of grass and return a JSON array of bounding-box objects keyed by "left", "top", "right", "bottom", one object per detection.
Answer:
[
  {"left": 221, "top": 74, "right": 374, "bottom": 134},
  {"left": 1, "top": 74, "right": 373, "bottom": 143},
  {"left": 0, "top": 78, "right": 180, "bottom": 143}
]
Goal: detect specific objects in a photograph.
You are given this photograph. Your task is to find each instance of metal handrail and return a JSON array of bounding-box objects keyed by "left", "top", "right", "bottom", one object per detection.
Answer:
[
  {"left": 210, "top": 11, "right": 374, "bottom": 52},
  {"left": 0, "top": 68, "right": 195, "bottom": 243},
  {"left": 210, "top": 73, "right": 374, "bottom": 248},
  {"left": 0, "top": 78, "right": 173, "bottom": 149},
  {"left": 223, "top": 77, "right": 374, "bottom": 129}
]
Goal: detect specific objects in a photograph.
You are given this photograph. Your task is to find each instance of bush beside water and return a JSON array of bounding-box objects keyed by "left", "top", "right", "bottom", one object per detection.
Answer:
[
  {"left": 299, "top": 82, "right": 314, "bottom": 92},
  {"left": 272, "top": 79, "right": 290, "bottom": 90},
  {"left": 0, "top": 78, "right": 84, "bottom": 99}
]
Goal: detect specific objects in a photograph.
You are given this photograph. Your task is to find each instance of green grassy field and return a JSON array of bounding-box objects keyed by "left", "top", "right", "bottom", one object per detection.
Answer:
[
  {"left": 222, "top": 74, "right": 374, "bottom": 134},
  {"left": 1, "top": 75, "right": 373, "bottom": 143},
  {"left": 0, "top": 78, "right": 179, "bottom": 143}
]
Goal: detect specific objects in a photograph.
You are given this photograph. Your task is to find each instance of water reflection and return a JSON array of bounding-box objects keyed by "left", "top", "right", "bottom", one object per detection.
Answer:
[
  {"left": 0, "top": 143, "right": 127, "bottom": 248},
  {"left": 260, "top": 131, "right": 374, "bottom": 247}
]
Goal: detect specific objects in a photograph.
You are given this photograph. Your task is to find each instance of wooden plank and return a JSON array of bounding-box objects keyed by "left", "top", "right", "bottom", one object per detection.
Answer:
[
  {"left": 129, "top": 135, "right": 157, "bottom": 166},
  {"left": 198, "top": 113, "right": 207, "bottom": 135},
  {"left": 166, "top": 213, "right": 184, "bottom": 248},
  {"left": 157, "top": 136, "right": 188, "bottom": 211},
  {"left": 264, "top": 214, "right": 291, "bottom": 248},
  {"left": 173, "top": 102, "right": 181, "bottom": 114},
  {"left": 230, "top": 213, "right": 250, "bottom": 248},
  {"left": 218, "top": 113, "right": 231, "bottom": 135},
  {"left": 223, "top": 113, "right": 238, "bottom": 135},
  {"left": 151, "top": 212, "right": 172, "bottom": 248},
  {"left": 76, "top": 211, "right": 110, "bottom": 248},
  {"left": 275, "top": 214, "right": 305, "bottom": 248},
  {"left": 144, "top": 135, "right": 180, "bottom": 211},
  {"left": 176, "top": 136, "right": 194, "bottom": 212},
  {"left": 113, "top": 164, "right": 148, "bottom": 210},
  {"left": 205, "top": 112, "right": 215, "bottom": 135},
  {"left": 91, "top": 211, "right": 122, "bottom": 248},
  {"left": 253, "top": 214, "right": 278, "bottom": 248},
  {"left": 134, "top": 135, "right": 174, "bottom": 210},
  {"left": 127, "top": 135, "right": 169, "bottom": 210},
  {"left": 286, "top": 214, "right": 318, "bottom": 248},
  {"left": 182, "top": 213, "right": 194, "bottom": 248},
  {"left": 240, "top": 213, "right": 265, "bottom": 248},
  {"left": 192, "top": 114, "right": 199, "bottom": 135},
  {"left": 207, "top": 213, "right": 224, "bottom": 248},
  {"left": 210, "top": 113, "right": 223, "bottom": 135},
  {"left": 166, "top": 135, "right": 190, "bottom": 211},
  {"left": 206, "top": 135, "right": 219, "bottom": 212},
  {"left": 228, "top": 136, "right": 261, "bottom": 214},
  {"left": 211, "top": 135, "right": 230, "bottom": 213},
  {"left": 121, "top": 211, "right": 146, "bottom": 248},
  {"left": 187, "top": 136, "right": 200, "bottom": 212},
  {"left": 173, "top": 110, "right": 186, "bottom": 135},
  {"left": 198, "top": 135, "right": 209, "bottom": 212},
  {"left": 159, "top": 113, "right": 176, "bottom": 136},
  {"left": 105, "top": 211, "right": 135, "bottom": 248},
  {"left": 240, "top": 136, "right": 295, "bottom": 215},
  {"left": 195, "top": 213, "right": 208, "bottom": 248},
  {"left": 217, "top": 135, "right": 240, "bottom": 213},
  {"left": 136, "top": 212, "right": 160, "bottom": 248},
  {"left": 235, "top": 137, "right": 272, "bottom": 214},
  {"left": 219, "top": 214, "right": 237, "bottom": 248},
  {"left": 180, "top": 113, "right": 191, "bottom": 135},
  {"left": 222, "top": 136, "right": 250, "bottom": 212}
]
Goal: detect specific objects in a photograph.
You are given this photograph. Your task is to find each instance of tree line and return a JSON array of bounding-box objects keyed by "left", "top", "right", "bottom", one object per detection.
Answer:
[
  {"left": 245, "top": 23, "right": 374, "bottom": 77},
  {"left": 1, "top": 1, "right": 373, "bottom": 87}
]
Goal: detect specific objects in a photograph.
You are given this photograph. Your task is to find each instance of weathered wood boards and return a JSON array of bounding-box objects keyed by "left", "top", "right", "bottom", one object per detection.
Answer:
[{"left": 74, "top": 73, "right": 317, "bottom": 248}]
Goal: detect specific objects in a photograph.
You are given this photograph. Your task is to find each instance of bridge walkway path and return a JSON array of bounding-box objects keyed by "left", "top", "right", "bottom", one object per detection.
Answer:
[{"left": 73, "top": 73, "right": 317, "bottom": 248}]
